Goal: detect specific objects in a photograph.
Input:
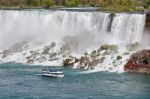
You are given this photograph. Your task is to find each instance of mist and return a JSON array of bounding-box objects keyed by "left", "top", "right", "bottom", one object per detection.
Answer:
[{"left": 0, "top": 10, "right": 147, "bottom": 52}]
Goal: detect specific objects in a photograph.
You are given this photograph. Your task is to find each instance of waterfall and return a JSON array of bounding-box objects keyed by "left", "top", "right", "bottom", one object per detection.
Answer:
[
  {"left": 111, "top": 13, "right": 146, "bottom": 44},
  {"left": 0, "top": 10, "right": 146, "bottom": 51}
]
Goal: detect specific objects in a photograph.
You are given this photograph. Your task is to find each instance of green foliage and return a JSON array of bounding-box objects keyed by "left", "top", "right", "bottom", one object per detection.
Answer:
[
  {"left": 0, "top": 0, "right": 149, "bottom": 12},
  {"left": 99, "top": 0, "right": 138, "bottom": 12},
  {"left": 145, "top": 0, "right": 150, "bottom": 9},
  {"left": 66, "top": 0, "right": 79, "bottom": 7},
  {"left": 44, "top": 0, "right": 53, "bottom": 8},
  {"left": 26, "top": 0, "right": 38, "bottom": 6}
]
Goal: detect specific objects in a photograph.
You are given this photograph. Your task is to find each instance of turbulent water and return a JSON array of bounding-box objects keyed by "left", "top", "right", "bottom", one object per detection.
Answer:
[
  {"left": 0, "top": 10, "right": 146, "bottom": 50},
  {"left": 0, "top": 63, "right": 150, "bottom": 99}
]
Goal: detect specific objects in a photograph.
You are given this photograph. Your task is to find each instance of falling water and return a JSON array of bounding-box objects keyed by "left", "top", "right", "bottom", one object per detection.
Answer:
[
  {"left": 0, "top": 9, "right": 147, "bottom": 73},
  {"left": 111, "top": 13, "right": 146, "bottom": 44},
  {"left": 0, "top": 10, "right": 146, "bottom": 52}
]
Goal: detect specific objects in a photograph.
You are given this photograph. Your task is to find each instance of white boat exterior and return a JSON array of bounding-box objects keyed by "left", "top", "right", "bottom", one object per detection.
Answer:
[
  {"left": 42, "top": 66, "right": 64, "bottom": 78},
  {"left": 42, "top": 73, "right": 64, "bottom": 78}
]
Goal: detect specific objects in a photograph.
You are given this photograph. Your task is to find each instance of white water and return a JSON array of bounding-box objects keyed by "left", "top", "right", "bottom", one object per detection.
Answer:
[
  {"left": 0, "top": 10, "right": 146, "bottom": 50},
  {"left": 0, "top": 10, "right": 147, "bottom": 73},
  {"left": 111, "top": 13, "right": 145, "bottom": 44},
  {"left": 0, "top": 10, "right": 109, "bottom": 50}
]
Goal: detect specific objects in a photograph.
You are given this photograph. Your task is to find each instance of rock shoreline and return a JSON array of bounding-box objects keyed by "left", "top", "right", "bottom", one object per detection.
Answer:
[{"left": 124, "top": 50, "right": 150, "bottom": 74}]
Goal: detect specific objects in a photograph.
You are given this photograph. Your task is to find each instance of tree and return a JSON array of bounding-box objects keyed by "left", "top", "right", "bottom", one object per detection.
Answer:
[
  {"left": 26, "top": 0, "right": 37, "bottom": 6},
  {"left": 44, "top": 0, "right": 53, "bottom": 8},
  {"left": 66, "top": 0, "right": 79, "bottom": 7}
]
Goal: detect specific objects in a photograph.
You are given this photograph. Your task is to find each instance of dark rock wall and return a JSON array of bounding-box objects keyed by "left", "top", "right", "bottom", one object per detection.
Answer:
[{"left": 146, "top": 13, "right": 150, "bottom": 28}]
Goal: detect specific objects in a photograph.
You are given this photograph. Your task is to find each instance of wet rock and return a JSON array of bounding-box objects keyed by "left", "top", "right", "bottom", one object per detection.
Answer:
[
  {"left": 91, "top": 50, "right": 100, "bottom": 58},
  {"left": 49, "top": 52, "right": 57, "bottom": 58},
  {"left": 102, "top": 50, "right": 111, "bottom": 55},
  {"left": 75, "top": 58, "right": 79, "bottom": 63},
  {"left": 89, "top": 66, "right": 95, "bottom": 70},
  {"left": 63, "top": 58, "right": 74, "bottom": 67},
  {"left": 107, "top": 13, "right": 116, "bottom": 32},
  {"left": 84, "top": 52, "right": 88, "bottom": 56},
  {"left": 26, "top": 59, "right": 34, "bottom": 64},
  {"left": 123, "top": 52, "right": 130, "bottom": 55},
  {"left": 90, "top": 59, "right": 100, "bottom": 66},
  {"left": 117, "top": 56, "right": 122, "bottom": 60},
  {"left": 30, "top": 51, "right": 34, "bottom": 53},
  {"left": 49, "top": 58, "right": 59, "bottom": 61},
  {"left": 80, "top": 56, "right": 86, "bottom": 64},
  {"left": 2, "top": 50, "right": 11, "bottom": 58},
  {"left": 126, "top": 42, "right": 140, "bottom": 51},
  {"left": 26, "top": 56, "right": 31, "bottom": 59},
  {"left": 42, "top": 46, "right": 51, "bottom": 55},
  {"left": 124, "top": 50, "right": 150, "bottom": 74},
  {"left": 100, "top": 57, "right": 105, "bottom": 63},
  {"left": 100, "top": 44, "right": 118, "bottom": 52},
  {"left": 50, "top": 42, "right": 56, "bottom": 48}
]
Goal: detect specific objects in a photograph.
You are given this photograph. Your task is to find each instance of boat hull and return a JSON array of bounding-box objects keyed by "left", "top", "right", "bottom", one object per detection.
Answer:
[{"left": 42, "top": 73, "right": 64, "bottom": 78}]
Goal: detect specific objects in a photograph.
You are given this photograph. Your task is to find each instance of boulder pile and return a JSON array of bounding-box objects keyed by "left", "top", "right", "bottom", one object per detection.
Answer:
[
  {"left": 124, "top": 50, "right": 150, "bottom": 74},
  {"left": 63, "top": 44, "right": 119, "bottom": 70}
]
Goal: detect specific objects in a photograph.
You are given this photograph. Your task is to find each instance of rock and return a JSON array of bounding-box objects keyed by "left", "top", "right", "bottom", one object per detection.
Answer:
[
  {"left": 91, "top": 50, "right": 100, "bottom": 58},
  {"left": 2, "top": 50, "right": 11, "bottom": 58},
  {"left": 117, "top": 55, "right": 122, "bottom": 60},
  {"left": 124, "top": 50, "right": 150, "bottom": 74},
  {"left": 42, "top": 42, "right": 56, "bottom": 55},
  {"left": 50, "top": 42, "right": 56, "bottom": 48},
  {"left": 90, "top": 59, "right": 100, "bottom": 66},
  {"left": 26, "top": 59, "right": 34, "bottom": 64},
  {"left": 126, "top": 42, "right": 140, "bottom": 51},
  {"left": 100, "top": 57, "right": 105, "bottom": 63},
  {"left": 42, "top": 46, "right": 51, "bottom": 55},
  {"left": 100, "top": 44, "right": 118, "bottom": 52},
  {"left": 49, "top": 52, "right": 57, "bottom": 58},
  {"left": 63, "top": 58, "right": 74, "bottom": 67},
  {"left": 84, "top": 52, "right": 88, "bottom": 56},
  {"left": 75, "top": 58, "right": 79, "bottom": 63},
  {"left": 88, "top": 66, "right": 95, "bottom": 70},
  {"left": 62, "top": 55, "right": 67, "bottom": 58},
  {"left": 80, "top": 56, "right": 86, "bottom": 64},
  {"left": 102, "top": 50, "right": 111, "bottom": 55},
  {"left": 26, "top": 56, "right": 31, "bottom": 59},
  {"left": 30, "top": 51, "right": 34, "bottom": 53},
  {"left": 123, "top": 52, "right": 130, "bottom": 55},
  {"left": 49, "top": 58, "right": 59, "bottom": 61}
]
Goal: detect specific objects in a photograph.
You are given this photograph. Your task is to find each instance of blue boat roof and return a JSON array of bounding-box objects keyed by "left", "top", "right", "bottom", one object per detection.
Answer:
[{"left": 43, "top": 66, "right": 62, "bottom": 72}]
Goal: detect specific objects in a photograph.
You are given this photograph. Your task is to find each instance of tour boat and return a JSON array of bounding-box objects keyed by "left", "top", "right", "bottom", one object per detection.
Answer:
[{"left": 42, "top": 66, "right": 64, "bottom": 78}]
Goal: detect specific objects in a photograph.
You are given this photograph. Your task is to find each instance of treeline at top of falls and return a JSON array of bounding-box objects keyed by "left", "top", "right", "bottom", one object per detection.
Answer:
[{"left": 0, "top": 0, "right": 150, "bottom": 12}]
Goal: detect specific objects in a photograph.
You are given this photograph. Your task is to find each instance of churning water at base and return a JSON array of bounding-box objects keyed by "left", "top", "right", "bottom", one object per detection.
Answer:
[{"left": 0, "top": 63, "right": 150, "bottom": 99}]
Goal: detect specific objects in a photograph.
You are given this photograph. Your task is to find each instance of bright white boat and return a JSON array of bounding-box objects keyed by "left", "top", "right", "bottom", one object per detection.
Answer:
[{"left": 42, "top": 66, "right": 64, "bottom": 78}]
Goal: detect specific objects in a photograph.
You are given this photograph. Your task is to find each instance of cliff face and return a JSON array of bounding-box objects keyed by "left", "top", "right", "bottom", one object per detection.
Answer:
[
  {"left": 124, "top": 50, "right": 150, "bottom": 74},
  {"left": 146, "top": 13, "right": 150, "bottom": 28}
]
